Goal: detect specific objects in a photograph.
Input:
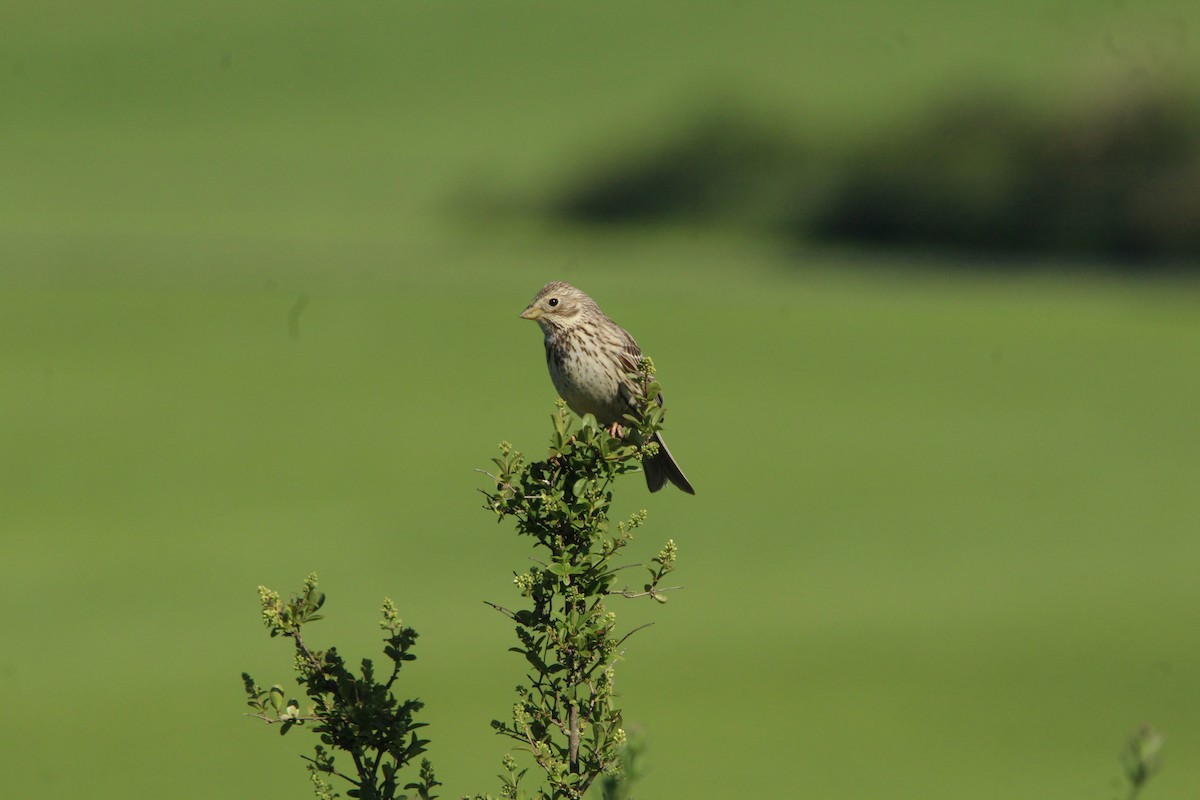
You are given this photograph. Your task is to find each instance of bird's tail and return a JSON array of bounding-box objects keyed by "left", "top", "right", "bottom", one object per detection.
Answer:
[{"left": 643, "top": 431, "right": 696, "bottom": 495}]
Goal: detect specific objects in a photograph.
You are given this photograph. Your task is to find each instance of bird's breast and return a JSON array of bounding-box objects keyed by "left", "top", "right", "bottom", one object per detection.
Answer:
[{"left": 545, "top": 333, "right": 628, "bottom": 424}]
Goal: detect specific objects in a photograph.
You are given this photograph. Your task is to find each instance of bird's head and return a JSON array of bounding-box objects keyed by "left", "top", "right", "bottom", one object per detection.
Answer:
[{"left": 520, "top": 281, "right": 593, "bottom": 331}]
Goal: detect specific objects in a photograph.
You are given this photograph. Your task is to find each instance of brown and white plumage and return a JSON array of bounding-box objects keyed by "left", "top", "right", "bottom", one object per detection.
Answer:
[{"left": 520, "top": 281, "right": 695, "bottom": 495}]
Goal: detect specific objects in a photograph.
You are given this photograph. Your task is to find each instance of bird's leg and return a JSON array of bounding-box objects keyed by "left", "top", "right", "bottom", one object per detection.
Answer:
[{"left": 606, "top": 421, "right": 624, "bottom": 438}]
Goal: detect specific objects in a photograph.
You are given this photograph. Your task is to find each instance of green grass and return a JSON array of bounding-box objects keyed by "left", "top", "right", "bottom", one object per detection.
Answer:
[
  {"left": 4, "top": 2, "right": 1200, "bottom": 798},
  {"left": 5, "top": 239, "right": 1200, "bottom": 798}
]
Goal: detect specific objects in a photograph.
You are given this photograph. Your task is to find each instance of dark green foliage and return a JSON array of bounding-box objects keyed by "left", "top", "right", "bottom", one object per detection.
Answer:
[
  {"left": 242, "top": 575, "right": 440, "bottom": 800},
  {"left": 547, "top": 86, "right": 1200, "bottom": 265},
  {"left": 552, "top": 106, "right": 803, "bottom": 229},
  {"left": 808, "top": 88, "right": 1200, "bottom": 263}
]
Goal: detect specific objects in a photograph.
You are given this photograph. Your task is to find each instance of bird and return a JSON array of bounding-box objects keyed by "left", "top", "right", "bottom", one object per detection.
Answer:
[{"left": 519, "top": 281, "right": 695, "bottom": 495}]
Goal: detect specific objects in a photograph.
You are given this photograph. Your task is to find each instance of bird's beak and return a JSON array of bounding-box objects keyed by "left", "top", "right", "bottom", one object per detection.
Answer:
[{"left": 520, "top": 306, "right": 540, "bottom": 321}]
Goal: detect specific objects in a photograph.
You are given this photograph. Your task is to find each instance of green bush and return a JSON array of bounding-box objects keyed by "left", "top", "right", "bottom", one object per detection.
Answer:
[
  {"left": 808, "top": 87, "right": 1200, "bottom": 263},
  {"left": 546, "top": 85, "right": 1200, "bottom": 266},
  {"left": 242, "top": 362, "right": 681, "bottom": 800}
]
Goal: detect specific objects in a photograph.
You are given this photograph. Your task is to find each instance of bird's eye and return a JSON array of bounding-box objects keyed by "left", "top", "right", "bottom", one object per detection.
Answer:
[{"left": 548, "top": 298, "right": 559, "bottom": 307}]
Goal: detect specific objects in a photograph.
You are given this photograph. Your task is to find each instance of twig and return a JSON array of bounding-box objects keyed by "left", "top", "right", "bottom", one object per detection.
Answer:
[
  {"left": 299, "top": 754, "right": 359, "bottom": 785},
  {"left": 569, "top": 705, "right": 581, "bottom": 773},
  {"left": 243, "top": 712, "right": 324, "bottom": 724},
  {"left": 614, "top": 584, "right": 683, "bottom": 599},
  {"left": 484, "top": 600, "right": 517, "bottom": 619},
  {"left": 614, "top": 622, "right": 655, "bottom": 650}
]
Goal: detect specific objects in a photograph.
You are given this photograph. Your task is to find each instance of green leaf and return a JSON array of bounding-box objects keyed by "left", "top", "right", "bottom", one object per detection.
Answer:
[{"left": 524, "top": 651, "right": 550, "bottom": 675}]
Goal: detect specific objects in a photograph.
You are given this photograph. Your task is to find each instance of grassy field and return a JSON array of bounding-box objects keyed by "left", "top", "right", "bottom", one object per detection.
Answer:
[{"left": 4, "top": 2, "right": 1200, "bottom": 798}]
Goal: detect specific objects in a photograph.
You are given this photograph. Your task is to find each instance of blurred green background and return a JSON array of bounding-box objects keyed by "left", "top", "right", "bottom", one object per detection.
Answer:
[{"left": 4, "top": 2, "right": 1200, "bottom": 797}]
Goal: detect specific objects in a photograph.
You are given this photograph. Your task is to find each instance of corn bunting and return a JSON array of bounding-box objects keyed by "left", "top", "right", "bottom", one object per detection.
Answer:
[{"left": 520, "top": 281, "right": 695, "bottom": 495}]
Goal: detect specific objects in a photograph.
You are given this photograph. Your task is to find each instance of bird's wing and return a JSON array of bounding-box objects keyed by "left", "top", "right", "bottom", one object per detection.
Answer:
[
  {"left": 616, "top": 333, "right": 643, "bottom": 375},
  {"left": 615, "top": 331, "right": 666, "bottom": 410}
]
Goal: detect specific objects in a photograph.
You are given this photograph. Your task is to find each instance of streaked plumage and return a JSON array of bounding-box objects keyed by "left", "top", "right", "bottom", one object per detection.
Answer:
[{"left": 520, "top": 281, "right": 695, "bottom": 495}]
